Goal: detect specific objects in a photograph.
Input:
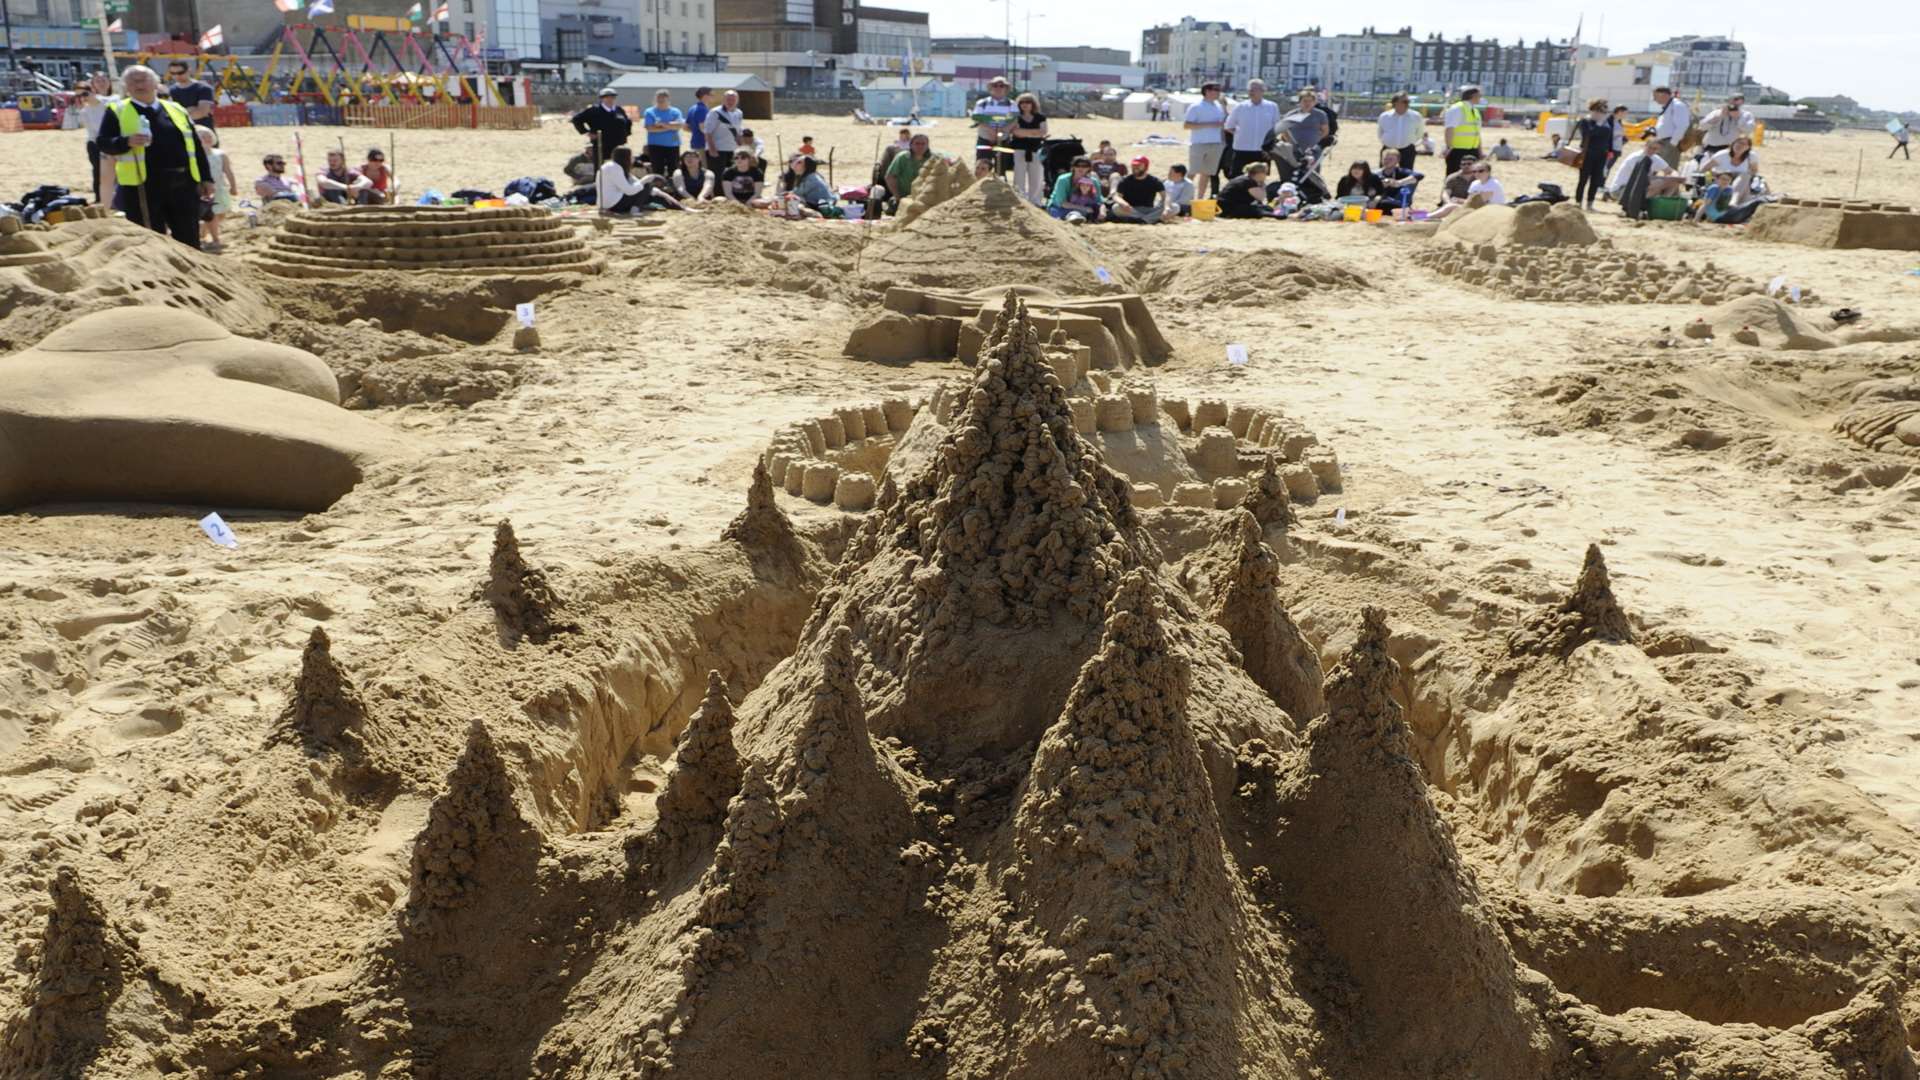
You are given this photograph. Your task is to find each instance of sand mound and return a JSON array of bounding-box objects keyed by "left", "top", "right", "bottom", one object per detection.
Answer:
[
  {"left": 0, "top": 306, "right": 411, "bottom": 511},
  {"left": 844, "top": 283, "right": 1171, "bottom": 368},
  {"left": 1509, "top": 543, "right": 1635, "bottom": 658},
  {"left": 1440, "top": 200, "right": 1599, "bottom": 248},
  {"left": 258, "top": 204, "right": 603, "bottom": 276},
  {"left": 860, "top": 178, "right": 1125, "bottom": 295},
  {"left": 1681, "top": 294, "right": 1838, "bottom": 350},
  {"left": 1140, "top": 245, "right": 1368, "bottom": 305},
  {"left": 1835, "top": 400, "right": 1920, "bottom": 457},
  {"left": 0, "top": 217, "right": 275, "bottom": 351},
  {"left": 1188, "top": 509, "right": 1326, "bottom": 722},
  {"left": 623, "top": 210, "right": 860, "bottom": 299},
  {"left": 1413, "top": 236, "right": 1758, "bottom": 305},
  {"left": 891, "top": 152, "right": 975, "bottom": 226},
  {"left": 1748, "top": 199, "right": 1920, "bottom": 251},
  {"left": 482, "top": 519, "right": 576, "bottom": 645}
]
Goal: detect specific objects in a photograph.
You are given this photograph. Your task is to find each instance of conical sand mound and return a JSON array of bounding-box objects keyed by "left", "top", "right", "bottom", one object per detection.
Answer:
[
  {"left": 1, "top": 868, "right": 128, "bottom": 1076},
  {"left": 270, "top": 626, "right": 371, "bottom": 754},
  {"left": 482, "top": 519, "right": 576, "bottom": 645},
  {"left": 1203, "top": 511, "right": 1324, "bottom": 723},
  {"left": 1509, "top": 544, "right": 1635, "bottom": 658},
  {"left": 1245, "top": 609, "right": 1557, "bottom": 1077},
  {"left": 861, "top": 178, "right": 1125, "bottom": 295},
  {"left": 402, "top": 719, "right": 541, "bottom": 929}
]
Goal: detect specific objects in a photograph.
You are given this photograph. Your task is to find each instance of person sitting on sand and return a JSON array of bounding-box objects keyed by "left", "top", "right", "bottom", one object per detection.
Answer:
[
  {"left": 254, "top": 152, "right": 299, "bottom": 203},
  {"left": 1046, "top": 155, "right": 1096, "bottom": 216},
  {"left": 1490, "top": 138, "right": 1518, "bottom": 161},
  {"left": 1055, "top": 172, "right": 1106, "bottom": 223},
  {"left": 720, "top": 148, "right": 771, "bottom": 208},
  {"left": 358, "top": 147, "right": 391, "bottom": 205},
  {"left": 598, "top": 146, "right": 655, "bottom": 214},
  {"left": 1109, "top": 155, "right": 1167, "bottom": 224},
  {"left": 1608, "top": 133, "right": 1682, "bottom": 200},
  {"left": 1091, "top": 144, "right": 1124, "bottom": 194},
  {"left": 1466, "top": 159, "right": 1505, "bottom": 203},
  {"left": 1704, "top": 136, "right": 1761, "bottom": 205},
  {"left": 1438, "top": 154, "right": 1477, "bottom": 206},
  {"left": 673, "top": 150, "right": 715, "bottom": 202},
  {"left": 788, "top": 155, "right": 836, "bottom": 215},
  {"left": 1377, "top": 148, "right": 1421, "bottom": 211},
  {"left": 564, "top": 142, "right": 598, "bottom": 188},
  {"left": 799, "top": 135, "right": 817, "bottom": 157},
  {"left": 885, "top": 133, "right": 933, "bottom": 206},
  {"left": 1543, "top": 133, "right": 1564, "bottom": 159},
  {"left": 1218, "top": 160, "right": 1276, "bottom": 218},
  {"left": 1162, "top": 163, "right": 1195, "bottom": 216},
  {"left": 315, "top": 149, "right": 374, "bottom": 205},
  {"left": 1336, "top": 160, "right": 1385, "bottom": 206}
]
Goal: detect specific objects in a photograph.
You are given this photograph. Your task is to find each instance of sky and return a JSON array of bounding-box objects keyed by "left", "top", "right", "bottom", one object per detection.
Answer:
[{"left": 918, "top": 0, "right": 1918, "bottom": 113}]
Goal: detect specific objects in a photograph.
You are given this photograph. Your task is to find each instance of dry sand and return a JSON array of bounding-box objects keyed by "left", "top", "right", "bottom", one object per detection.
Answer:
[{"left": 2, "top": 116, "right": 1920, "bottom": 1077}]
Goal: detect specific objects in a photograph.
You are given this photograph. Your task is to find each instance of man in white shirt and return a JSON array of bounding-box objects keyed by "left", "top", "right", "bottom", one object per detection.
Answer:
[
  {"left": 1699, "top": 94, "right": 1755, "bottom": 156},
  {"left": 1222, "top": 78, "right": 1280, "bottom": 179},
  {"left": 1183, "top": 81, "right": 1228, "bottom": 198},
  {"left": 1608, "top": 133, "right": 1682, "bottom": 199},
  {"left": 1377, "top": 92, "right": 1423, "bottom": 171},
  {"left": 971, "top": 76, "right": 1018, "bottom": 171},
  {"left": 1650, "top": 86, "right": 1693, "bottom": 169},
  {"left": 701, "top": 90, "right": 745, "bottom": 164}
]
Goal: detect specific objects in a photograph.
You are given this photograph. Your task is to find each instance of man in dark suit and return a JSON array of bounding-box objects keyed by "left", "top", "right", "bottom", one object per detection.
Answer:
[{"left": 571, "top": 88, "right": 633, "bottom": 159}]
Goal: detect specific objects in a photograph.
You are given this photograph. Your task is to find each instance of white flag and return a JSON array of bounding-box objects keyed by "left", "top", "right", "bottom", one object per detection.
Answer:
[
  {"left": 309, "top": 0, "right": 333, "bottom": 13},
  {"left": 198, "top": 23, "right": 224, "bottom": 48}
]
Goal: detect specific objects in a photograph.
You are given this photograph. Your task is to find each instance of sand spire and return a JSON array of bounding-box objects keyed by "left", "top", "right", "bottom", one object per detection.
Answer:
[
  {"left": 1509, "top": 543, "right": 1634, "bottom": 658},
  {"left": 271, "top": 625, "right": 371, "bottom": 753},
  {"left": 403, "top": 719, "right": 533, "bottom": 926},
  {"left": 653, "top": 672, "right": 743, "bottom": 838},
  {"left": 483, "top": 519, "right": 575, "bottom": 645},
  {"left": 1207, "top": 510, "right": 1325, "bottom": 722},
  {"left": 1, "top": 868, "right": 125, "bottom": 1075},
  {"left": 1240, "top": 452, "right": 1295, "bottom": 530},
  {"left": 722, "top": 459, "right": 803, "bottom": 567}
]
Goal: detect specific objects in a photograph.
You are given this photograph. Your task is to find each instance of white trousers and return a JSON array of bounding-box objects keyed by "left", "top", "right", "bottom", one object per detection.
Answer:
[{"left": 1010, "top": 150, "right": 1046, "bottom": 205}]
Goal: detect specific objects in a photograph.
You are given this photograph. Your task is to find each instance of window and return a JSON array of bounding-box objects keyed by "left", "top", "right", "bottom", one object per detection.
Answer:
[
  {"left": 696, "top": 2, "right": 703, "bottom": 14},
  {"left": 646, "top": 28, "right": 654, "bottom": 48},
  {"left": 464, "top": 21, "right": 475, "bottom": 39},
  {"left": 697, "top": 32, "right": 704, "bottom": 51},
  {"left": 680, "top": 1, "right": 687, "bottom": 15},
  {"left": 462, "top": 0, "right": 471, "bottom": 11},
  {"left": 680, "top": 29, "right": 688, "bottom": 50},
  {"left": 784, "top": 0, "right": 812, "bottom": 23}
]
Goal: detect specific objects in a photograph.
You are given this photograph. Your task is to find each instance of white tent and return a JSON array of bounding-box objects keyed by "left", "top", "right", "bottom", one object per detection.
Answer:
[{"left": 1122, "top": 91, "right": 1202, "bottom": 123}]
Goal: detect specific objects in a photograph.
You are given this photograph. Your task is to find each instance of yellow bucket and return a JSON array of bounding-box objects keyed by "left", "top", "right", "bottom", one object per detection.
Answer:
[
  {"left": 1191, "top": 198, "right": 1219, "bottom": 221},
  {"left": 1343, "top": 204, "right": 1364, "bottom": 222}
]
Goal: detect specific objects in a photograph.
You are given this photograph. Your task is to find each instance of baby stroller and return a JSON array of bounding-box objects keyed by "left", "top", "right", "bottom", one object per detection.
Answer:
[
  {"left": 1040, "top": 136, "right": 1087, "bottom": 192},
  {"left": 1267, "top": 139, "right": 1332, "bottom": 205}
]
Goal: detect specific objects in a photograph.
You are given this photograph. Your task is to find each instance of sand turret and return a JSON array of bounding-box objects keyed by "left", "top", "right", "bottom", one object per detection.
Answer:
[
  {"left": 1206, "top": 511, "right": 1324, "bottom": 723},
  {"left": 271, "top": 626, "right": 372, "bottom": 757},
  {"left": 1509, "top": 544, "right": 1634, "bottom": 658},
  {"left": 483, "top": 519, "right": 576, "bottom": 645},
  {"left": 1, "top": 868, "right": 127, "bottom": 1076},
  {"left": 1239, "top": 453, "right": 1296, "bottom": 530},
  {"left": 403, "top": 719, "right": 536, "bottom": 927},
  {"left": 722, "top": 459, "right": 806, "bottom": 566}
]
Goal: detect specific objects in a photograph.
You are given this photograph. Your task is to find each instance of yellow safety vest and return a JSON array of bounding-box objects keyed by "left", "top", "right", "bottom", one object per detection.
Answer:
[
  {"left": 111, "top": 98, "right": 203, "bottom": 186},
  {"left": 1449, "top": 102, "right": 1481, "bottom": 149}
]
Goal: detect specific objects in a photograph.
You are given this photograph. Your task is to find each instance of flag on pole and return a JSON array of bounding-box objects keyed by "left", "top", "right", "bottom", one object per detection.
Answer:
[
  {"left": 309, "top": 0, "right": 332, "bottom": 14},
  {"left": 105, "top": 16, "right": 122, "bottom": 30},
  {"left": 274, "top": 0, "right": 303, "bottom": 12},
  {"left": 431, "top": 2, "right": 448, "bottom": 21},
  {"left": 406, "top": 1, "right": 422, "bottom": 21},
  {"left": 198, "top": 24, "right": 224, "bottom": 48}
]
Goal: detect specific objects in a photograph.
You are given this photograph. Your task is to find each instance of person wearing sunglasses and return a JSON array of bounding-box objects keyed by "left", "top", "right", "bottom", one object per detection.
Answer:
[
  {"left": 254, "top": 155, "right": 300, "bottom": 203},
  {"left": 359, "top": 147, "right": 391, "bottom": 205}
]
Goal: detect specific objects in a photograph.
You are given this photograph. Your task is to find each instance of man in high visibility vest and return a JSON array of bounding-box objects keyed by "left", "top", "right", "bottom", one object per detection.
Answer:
[
  {"left": 1442, "top": 84, "right": 1484, "bottom": 178},
  {"left": 93, "top": 65, "right": 214, "bottom": 249}
]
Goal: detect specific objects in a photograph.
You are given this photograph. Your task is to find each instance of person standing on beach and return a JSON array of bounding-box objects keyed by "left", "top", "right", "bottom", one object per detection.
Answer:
[
  {"left": 1892, "top": 121, "right": 1912, "bottom": 161},
  {"left": 75, "top": 72, "right": 119, "bottom": 205},
  {"left": 165, "top": 60, "right": 216, "bottom": 128},
  {"left": 702, "top": 90, "right": 745, "bottom": 175},
  {"left": 572, "top": 88, "right": 633, "bottom": 160},
  {"left": 1007, "top": 93, "right": 1049, "bottom": 204},
  {"left": 1377, "top": 92, "right": 1422, "bottom": 173},
  {"left": 1222, "top": 79, "right": 1280, "bottom": 179},
  {"left": 1183, "top": 82, "right": 1228, "bottom": 199},
  {"left": 1442, "top": 84, "right": 1483, "bottom": 177},
  {"left": 641, "top": 89, "right": 684, "bottom": 179},
  {"left": 1573, "top": 98, "right": 1615, "bottom": 211},
  {"left": 971, "top": 76, "right": 1018, "bottom": 172},
  {"left": 1700, "top": 94, "right": 1754, "bottom": 158},
  {"left": 94, "top": 65, "right": 213, "bottom": 248},
  {"left": 1650, "top": 86, "right": 1692, "bottom": 169},
  {"left": 686, "top": 87, "right": 712, "bottom": 164}
]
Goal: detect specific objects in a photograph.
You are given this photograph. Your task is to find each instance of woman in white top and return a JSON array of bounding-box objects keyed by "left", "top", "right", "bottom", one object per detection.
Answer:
[
  {"left": 1466, "top": 160, "right": 1506, "bottom": 204},
  {"left": 598, "top": 146, "right": 651, "bottom": 214},
  {"left": 1704, "top": 136, "right": 1760, "bottom": 204}
]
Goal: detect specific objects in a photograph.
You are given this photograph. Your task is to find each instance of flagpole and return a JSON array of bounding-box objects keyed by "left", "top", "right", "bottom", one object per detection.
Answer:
[{"left": 97, "top": 0, "right": 120, "bottom": 79}]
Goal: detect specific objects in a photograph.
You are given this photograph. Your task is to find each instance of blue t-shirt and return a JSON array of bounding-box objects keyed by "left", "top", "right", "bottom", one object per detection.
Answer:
[
  {"left": 686, "top": 102, "right": 710, "bottom": 151},
  {"left": 643, "top": 106, "right": 684, "bottom": 148}
]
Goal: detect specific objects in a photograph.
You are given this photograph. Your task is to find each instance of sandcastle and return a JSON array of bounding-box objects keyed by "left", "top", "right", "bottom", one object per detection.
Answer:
[
  {"left": 1834, "top": 388, "right": 1920, "bottom": 457},
  {"left": 889, "top": 152, "right": 974, "bottom": 226},
  {"left": 1748, "top": 197, "right": 1920, "bottom": 251},
  {"left": 859, "top": 178, "right": 1124, "bottom": 295},
  {"left": 774, "top": 301, "right": 1340, "bottom": 513},
  {"left": 1414, "top": 201, "right": 1762, "bottom": 305},
  {"left": 258, "top": 205, "right": 604, "bottom": 276},
  {"left": 843, "top": 284, "right": 1170, "bottom": 367}
]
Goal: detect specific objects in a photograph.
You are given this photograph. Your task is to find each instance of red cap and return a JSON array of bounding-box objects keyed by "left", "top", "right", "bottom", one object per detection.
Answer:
[{"left": 1131, "top": 155, "right": 1150, "bottom": 166}]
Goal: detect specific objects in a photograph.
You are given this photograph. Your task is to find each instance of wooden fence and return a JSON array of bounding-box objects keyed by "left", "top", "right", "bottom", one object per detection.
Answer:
[{"left": 341, "top": 103, "right": 538, "bottom": 130}]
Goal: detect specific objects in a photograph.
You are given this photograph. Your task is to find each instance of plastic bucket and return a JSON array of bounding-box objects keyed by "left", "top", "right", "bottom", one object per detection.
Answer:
[
  {"left": 1191, "top": 198, "right": 1219, "bottom": 221},
  {"left": 1364, "top": 208, "right": 1383, "bottom": 223},
  {"left": 1648, "top": 196, "right": 1688, "bottom": 221},
  {"left": 1343, "top": 204, "right": 1364, "bottom": 222},
  {"left": 842, "top": 201, "right": 865, "bottom": 220}
]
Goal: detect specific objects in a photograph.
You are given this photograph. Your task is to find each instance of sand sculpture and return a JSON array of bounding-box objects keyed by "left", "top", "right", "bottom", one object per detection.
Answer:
[
  {"left": 258, "top": 205, "right": 603, "bottom": 277},
  {"left": 1681, "top": 294, "right": 1839, "bottom": 349},
  {"left": 1748, "top": 197, "right": 1920, "bottom": 251},
  {"left": 777, "top": 304, "right": 1338, "bottom": 513},
  {"left": 10, "top": 299, "right": 1920, "bottom": 1079},
  {"left": 0, "top": 306, "right": 410, "bottom": 511},
  {"left": 844, "top": 283, "right": 1171, "bottom": 366},
  {"left": 1140, "top": 245, "right": 1370, "bottom": 305},
  {"left": 889, "top": 152, "right": 975, "bottom": 227},
  {"left": 1834, "top": 376, "right": 1920, "bottom": 457},
  {"left": 0, "top": 216, "right": 274, "bottom": 351},
  {"left": 860, "top": 178, "right": 1126, "bottom": 295},
  {"left": 1414, "top": 202, "right": 1762, "bottom": 304}
]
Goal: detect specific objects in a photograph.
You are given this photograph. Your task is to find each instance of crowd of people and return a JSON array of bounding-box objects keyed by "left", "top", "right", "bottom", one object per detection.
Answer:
[{"left": 42, "top": 65, "right": 1829, "bottom": 253}]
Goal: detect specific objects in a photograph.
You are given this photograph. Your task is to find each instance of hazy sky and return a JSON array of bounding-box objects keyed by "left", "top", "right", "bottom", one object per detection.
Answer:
[{"left": 921, "top": 0, "right": 1917, "bottom": 112}]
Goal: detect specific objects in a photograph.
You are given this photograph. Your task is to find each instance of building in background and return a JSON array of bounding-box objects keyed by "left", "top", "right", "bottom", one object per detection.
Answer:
[
  {"left": 717, "top": 0, "right": 940, "bottom": 89},
  {"left": 543, "top": 0, "right": 714, "bottom": 68},
  {"left": 1569, "top": 49, "right": 1675, "bottom": 112},
  {"left": 1646, "top": 34, "right": 1745, "bottom": 100},
  {"left": 934, "top": 36, "right": 1140, "bottom": 95},
  {"left": 1139, "top": 17, "right": 1255, "bottom": 90},
  {"left": 1412, "top": 33, "right": 1568, "bottom": 99},
  {"left": 1256, "top": 26, "right": 1414, "bottom": 95}
]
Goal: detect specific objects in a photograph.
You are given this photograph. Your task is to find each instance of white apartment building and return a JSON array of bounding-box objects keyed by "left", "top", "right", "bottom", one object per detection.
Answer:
[
  {"left": 1139, "top": 17, "right": 1256, "bottom": 90},
  {"left": 1646, "top": 34, "right": 1747, "bottom": 101},
  {"left": 1258, "top": 26, "right": 1415, "bottom": 95}
]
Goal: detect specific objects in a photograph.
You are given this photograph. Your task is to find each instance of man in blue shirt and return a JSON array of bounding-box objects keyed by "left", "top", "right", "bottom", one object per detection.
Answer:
[
  {"left": 686, "top": 87, "right": 712, "bottom": 167},
  {"left": 641, "top": 89, "right": 684, "bottom": 177}
]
